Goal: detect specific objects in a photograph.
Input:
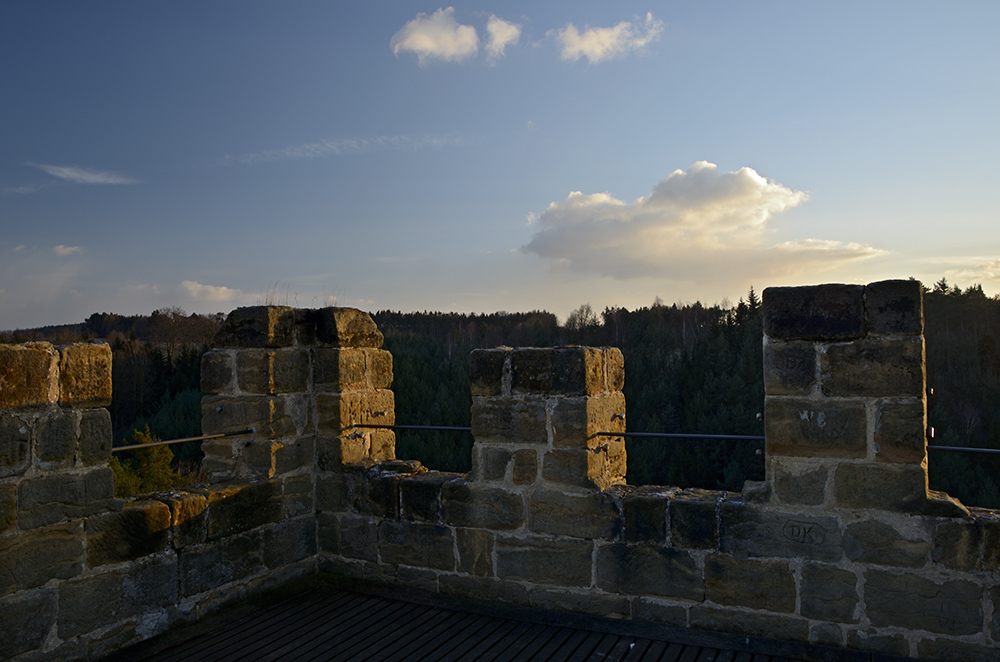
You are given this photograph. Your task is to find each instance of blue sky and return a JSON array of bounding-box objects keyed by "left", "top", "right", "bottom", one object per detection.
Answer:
[{"left": 2, "top": 2, "right": 998, "bottom": 330}]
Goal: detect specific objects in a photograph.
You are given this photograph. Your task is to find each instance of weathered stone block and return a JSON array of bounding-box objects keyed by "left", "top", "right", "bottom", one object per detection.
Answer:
[
  {"left": 315, "top": 390, "right": 394, "bottom": 436},
  {"left": 281, "top": 473, "right": 313, "bottom": 518},
  {"left": 473, "top": 445, "right": 510, "bottom": 481},
  {"left": 511, "top": 448, "right": 537, "bottom": 485},
  {"left": 511, "top": 347, "right": 608, "bottom": 396},
  {"left": 772, "top": 463, "right": 828, "bottom": 506},
  {"left": 336, "top": 514, "right": 378, "bottom": 561},
  {"left": 932, "top": 514, "right": 1000, "bottom": 572},
  {"left": 527, "top": 489, "right": 618, "bottom": 539},
  {"left": 845, "top": 630, "right": 910, "bottom": 658},
  {"left": 704, "top": 554, "right": 796, "bottom": 612},
  {"left": 821, "top": 338, "right": 924, "bottom": 398},
  {"left": 621, "top": 487, "right": 670, "bottom": 543},
  {"left": 378, "top": 520, "right": 455, "bottom": 570},
  {"left": 865, "top": 279, "right": 923, "bottom": 336},
  {"left": 307, "top": 307, "right": 383, "bottom": 348},
  {"left": 58, "top": 555, "right": 178, "bottom": 638},
  {"left": 470, "top": 397, "right": 546, "bottom": 444},
  {"left": 800, "top": 563, "right": 858, "bottom": 622},
  {"left": 273, "top": 435, "right": 315, "bottom": 476},
  {"left": 530, "top": 587, "right": 631, "bottom": 619},
  {"left": 0, "top": 521, "right": 84, "bottom": 595},
  {"left": 202, "top": 394, "right": 296, "bottom": 438},
  {"left": 316, "top": 471, "right": 350, "bottom": 512},
  {"left": 765, "top": 397, "right": 867, "bottom": 458},
  {"left": 631, "top": 598, "right": 688, "bottom": 628},
  {"left": 918, "top": 639, "right": 1000, "bottom": 662},
  {"left": 441, "top": 481, "right": 524, "bottom": 530},
  {"left": 550, "top": 393, "right": 626, "bottom": 449},
  {"left": 200, "top": 349, "right": 234, "bottom": 393},
  {"left": 0, "top": 589, "right": 57, "bottom": 661},
  {"left": 178, "top": 531, "right": 263, "bottom": 597},
  {"left": 211, "top": 306, "right": 296, "bottom": 348},
  {"left": 690, "top": 604, "right": 809, "bottom": 641},
  {"left": 669, "top": 489, "right": 719, "bottom": 549},
  {"left": 438, "top": 575, "right": 530, "bottom": 606},
  {"left": 495, "top": 535, "right": 593, "bottom": 587},
  {"left": 399, "top": 471, "right": 460, "bottom": 521},
  {"left": 0, "top": 483, "right": 15, "bottom": 533},
  {"left": 159, "top": 491, "right": 207, "bottom": 548},
  {"left": 79, "top": 408, "right": 112, "bottom": 465},
  {"left": 456, "top": 527, "right": 493, "bottom": 577},
  {"left": 865, "top": 569, "right": 982, "bottom": 635},
  {"left": 59, "top": 343, "right": 112, "bottom": 407},
  {"left": 313, "top": 347, "right": 385, "bottom": 391},
  {"left": 597, "top": 544, "right": 703, "bottom": 600},
  {"left": 844, "top": 518, "right": 930, "bottom": 567},
  {"left": 470, "top": 349, "right": 507, "bottom": 396},
  {"left": 763, "top": 340, "right": 816, "bottom": 396},
  {"left": 346, "top": 468, "right": 402, "bottom": 518},
  {"left": 0, "top": 412, "right": 31, "bottom": 477},
  {"left": 201, "top": 480, "right": 282, "bottom": 539},
  {"left": 834, "top": 464, "right": 930, "bottom": 512},
  {"left": 763, "top": 284, "right": 865, "bottom": 341},
  {"left": 17, "top": 467, "right": 114, "bottom": 529},
  {"left": 720, "top": 501, "right": 843, "bottom": 562},
  {"left": 0, "top": 342, "right": 59, "bottom": 407},
  {"left": 236, "top": 348, "right": 309, "bottom": 394},
  {"left": 37, "top": 408, "right": 77, "bottom": 468},
  {"left": 873, "top": 399, "right": 925, "bottom": 464},
  {"left": 263, "top": 517, "right": 317, "bottom": 569},
  {"left": 86, "top": 500, "right": 171, "bottom": 567}
]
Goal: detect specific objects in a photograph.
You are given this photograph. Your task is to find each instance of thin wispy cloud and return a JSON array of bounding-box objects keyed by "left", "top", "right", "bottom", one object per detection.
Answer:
[
  {"left": 552, "top": 12, "right": 664, "bottom": 64},
  {"left": 54, "top": 245, "right": 83, "bottom": 256},
  {"left": 523, "top": 161, "right": 880, "bottom": 284},
  {"left": 1, "top": 183, "right": 46, "bottom": 195},
  {"left": 220, "top": 133, "right": 469, "bottom": 166},
  {"left": 391, "top": 7, "right": 479, "bottom": 66},
  {"left": 180, "top": 280, "right": 243, "bottom": 303},
  {"left": 486, "top": 15, "right": 521, "bottom": 64},
  {"left": 27, "top": 163, "right": 140, "bottom": 185}
]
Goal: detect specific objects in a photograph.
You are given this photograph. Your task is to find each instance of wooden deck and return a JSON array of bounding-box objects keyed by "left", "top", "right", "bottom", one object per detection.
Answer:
[{"left": 109, "top": 580, "right": 899, "bottom": 662}]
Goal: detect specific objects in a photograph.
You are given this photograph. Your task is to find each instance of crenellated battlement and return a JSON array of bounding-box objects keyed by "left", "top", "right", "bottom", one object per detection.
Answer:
[{"left": 1, "top": 281, "right": 998, "bottom": 662}]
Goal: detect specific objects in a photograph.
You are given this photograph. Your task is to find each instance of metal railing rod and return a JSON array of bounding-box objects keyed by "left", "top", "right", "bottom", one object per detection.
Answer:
[
  {"left": 112, "top": 428, "right": 254, "bottom": 452},
  {"left": 594, "top": 431, "right": 765, "bottom": 441},
  {"left": 928, "top": 445, "right": 1000, "bottom": 456}
]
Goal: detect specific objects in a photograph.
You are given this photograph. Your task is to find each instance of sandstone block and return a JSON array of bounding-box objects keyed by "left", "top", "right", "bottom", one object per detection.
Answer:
[
  {"left": 720, "top": 501, "right": 843, "bottom": 562},
  {"left": 315, "top": 390, "right": 394, "bottom": 436},
  {"left": 178, "top": 531, "right": 263, "bottom": 597},
  {"left": 495, "top": 535, "right": 593, "bottom": 587},
  {"left": 399, "top": 471, "right": 461, "bottom": 521},
  {"left": 211, "top": 306, "right": 296, "bottom": 348},
  {"left": 511, "top": 347, "right": 608, "bottom": 396},
  {"left": 263, "top": 517, "right": 317, "bottom": 569},
  {"left": 932, "top": 515, "right": 1000, "bottom": 572},
  {"left": 844, "top": 518, "right": 930, "bottom": 567},
  {"left": 202, "top": 394, "right": 296, "bottom": 438},
  {"left": 821, "top": 338, "right": 924, "bottom": 398},
  {"left": 527, "top": 489, "right": 618, "bottom": 539},
  {"left": 79, "top": 409, "right": 112, "bottom": 465},
  {"left": 621, "top": 487, "right": 670, "bottom": 543},
  {"left": 17, "top": 467, "right": 114, "bottom": 529},
  {"left": 316, "top": 471, "right": 350, "bottom": 512},
  {"left": 313, "top": 348, "right": 369, "bottom": 391},
  {"left": 530, "top": 587, "right": 631, "bottom": 619},
  {"left": 772, "top": 463, "right": 828, "bottom": 506},
  {"left": 336, "top": 514, "right": 378, "bottom": 561},
  {"left": 346, "top": 468, "right": 401, "bottom": 518},
  {"left": 236, "top": 348, "right": 309, "bottom": 394},
  {"left": 800, "top": 563, "right": 858, "bottom": 623},
  {"left": 469, "top": 349, "right": 508, "bottom": 396},
  {"left": 865, "top": 279, "right": 923, "bottom": 336},
  {"left": 470, "top": 397, "right": 546, "bottom": 444},
  {"left": 596, "top": 544, "right": 703, "bottom": 600},
  {"left": 765, "top": 397, "right": 867, "bottom": 458},
  {"left": 59, "top": 343, "right": 112, "bottom": 406},
  {"left": 0, "top": 589, "right": 57, "bottom": 661},
  {"left": 845, "top": 630, "right": 909, "bottom": 658},
  {"left": 438, "top": 575, "right": 530, "bottom": 606},
  {"left": 158, "top": 491, "right": 208, "bottom": 548},
  {"left": 704, "top": 554, "right": 796, "bottom": 612},
  {"left": 763, "top": 284, "right": 865, "bottom": 340},
  {"left": 441, "top": 481, "right": 524, "bottom": 530},
  {"left": 307, "top": 307, "right": 383, "bottom": 348},
  {"left": 378, "top": 520, "right": 455, "bottom": 570},
  {"left": 690, "top": 605, "right": 809, "bottom": 642},
  {"left": 281, "top": 473, "right": 314, "bottom": 518},
  {"left": 0, "top": 521, "right": 84, "bottom": 595},
  {"left": 631, "top": 598, "right": 689, "bottom": 628},
  {"left": 865, "top": 569, "right": 982, "bottom": 635},
  {"left": 0, "top": 483, "right": 15, "bottom": 533},
  {"left": 473, "top": 445, "right": 511, "bottom": 481},
  {"left": 834, "top": 463, "right": 930, "bottom": 512},
  {"left": 763, "top": 340, "right": 816, "bottom": 396},
  {"left": 550, "top": 393, "right": 626, "bottom": 449},
  {"left": 873, "top": 399, "right": 925, "bottom": 464},
  {"left": 918, "top": 639, "right": 1000, "bottom": 662},
  {"left": 456, "top": 527, "right": 493, "bottom": 577},
  {"left": 200, "top": 349, "right": 234, "bottom": 393},
  {"left": 511, "top": 448, "right": 537, "bottom": 485},
  {"left": 0, "top": 412, "right": 31, "bottom": 477},
  {"left": 0, "top": 342, "right": 59, "bottom": 407},
  {"left": 86, "top": 500, "right": 171, "bottom": 567},
  {"left": 669, "top": 489, "right": 719, "bottom": 549},
  {"left": 200, "top": 480, "right": 282, "bottom": 540},
  {"left": 37, "top": 408, "right": 77, "bottom": 468},
  {"left": 273, "top": 435, "right": 315, "bottom": 475}
]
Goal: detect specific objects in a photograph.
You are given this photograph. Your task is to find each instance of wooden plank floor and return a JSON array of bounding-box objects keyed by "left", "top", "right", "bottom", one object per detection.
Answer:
[{"left": 113, "top": 584, "right": 862, "bottom": 662}]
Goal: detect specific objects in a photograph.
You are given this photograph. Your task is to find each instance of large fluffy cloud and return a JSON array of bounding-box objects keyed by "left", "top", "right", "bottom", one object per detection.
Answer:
[
  {"left": 552, "top": 12, "right": 663, "bottom": 64},
  {"left": 391, "top": 7, "right": 479, "bottom": 66},
  {"left": 523, "top": 161, "right": 881, "bottom": 282}
]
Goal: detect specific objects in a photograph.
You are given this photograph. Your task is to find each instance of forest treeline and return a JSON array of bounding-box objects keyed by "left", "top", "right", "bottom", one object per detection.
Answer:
[{"left": 4, "top": 280, "right": 999, "bottom": 507}]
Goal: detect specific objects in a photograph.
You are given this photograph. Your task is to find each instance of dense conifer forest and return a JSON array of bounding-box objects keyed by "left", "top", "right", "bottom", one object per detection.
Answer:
[{"left": 4, "top": 279, "right": 999, "bottom": 507}]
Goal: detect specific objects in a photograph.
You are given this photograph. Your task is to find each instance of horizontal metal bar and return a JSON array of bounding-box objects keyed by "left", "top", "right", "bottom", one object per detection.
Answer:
[
  {"left": 928, "top": 445, "right": 1000, "bottom": 456},
  {"left": 594, "top": 431, "right": 765, "bottom": 441},
  {"left": 348, "top": 424, "right": 473, "bottom": 432},
  {"left": 112, "top": 428, "right": 254, "bottom": 452}
]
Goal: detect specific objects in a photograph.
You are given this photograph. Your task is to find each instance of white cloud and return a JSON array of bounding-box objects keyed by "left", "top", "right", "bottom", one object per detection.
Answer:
[
  {"left": 486, "top": 15, "right": 521, "bottom": 64},
  {"left": 180, "top": 280, "right": 243, "bottom": 303},
  {"left": 220, "top": 132, "right": 467, "bottom": 166},
  {"left": 391, "top": 7, "right": 478, "bottom": 66},
  {"left": 54, "top": 245, "right": 83, "bottom": 256},
  {"left": 27, "top": 163, "right": 139, "bottom": 185},
  {"left": 945, "top": 259, "right": 1000, "bottom": 285},
  {"left": 552, "top": 12, "right": 664, "bottom": 64},
  {"left": 523, "top": 161, "right": 880, "bottom": 283}
]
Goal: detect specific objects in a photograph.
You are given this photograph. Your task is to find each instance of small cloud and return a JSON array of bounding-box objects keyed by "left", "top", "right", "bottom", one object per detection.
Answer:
[
  {"left": 180, "top": 280, "right": 243, "bottom": 303},
  {"left": 486, "top": 15, "right": 521, "bottom": 63},
  {"left": 523, "top": 161, "right": 878, "bottom": 284},
  {"left": 391, "top": 7, "right": 479, "bottom": 66},
  {"left": 14, "top": 245, "right": 26, "bottom": 252},
  {"left": 945, "top": 259, "right": 1000, "bottom": 285},
  {"left": 54, "top": 245, "right": 83, "bottom": 256},
  {"left": 552, "top": 12, "right": 664, "bottom": 64},
  {"left": 220, "top": 132, "right": 467, "bottom": 166},
  {"left": 1, "top": 184, "right": 45, "bottom": 195},
  {"left": 27, "top": 163, "right": 140, "bottom": 185}
]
